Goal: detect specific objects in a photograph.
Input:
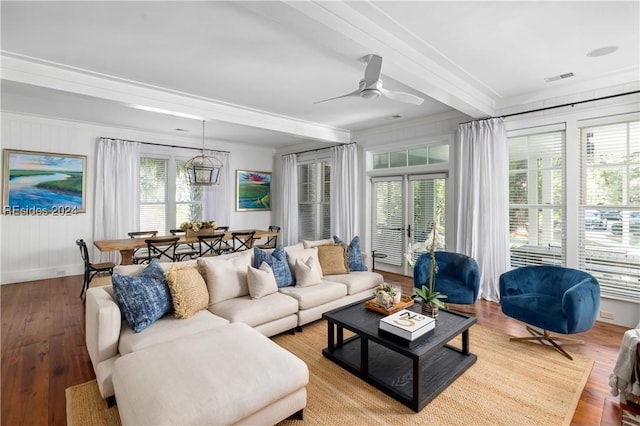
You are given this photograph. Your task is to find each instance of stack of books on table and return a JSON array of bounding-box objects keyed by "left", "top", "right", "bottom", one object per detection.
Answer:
[{"left": 379, "top": 309, "right": 435, "bottom": 347}]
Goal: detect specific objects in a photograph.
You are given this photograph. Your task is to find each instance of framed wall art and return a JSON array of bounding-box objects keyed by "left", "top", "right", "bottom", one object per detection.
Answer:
[
  {"left": 3, "top": 149, "right": 87, "bottom": 215},
  {"left": 236, "top": 170, "right": 271, "bottom": 211}
]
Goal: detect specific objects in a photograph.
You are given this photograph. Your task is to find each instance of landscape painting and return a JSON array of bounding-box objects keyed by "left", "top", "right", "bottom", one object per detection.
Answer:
[
  {"left": 3, "top": 149, "right": 86, "bottom": 215},
  {"left": 236, "top": 170, "right": 271, "bottom": 211}
]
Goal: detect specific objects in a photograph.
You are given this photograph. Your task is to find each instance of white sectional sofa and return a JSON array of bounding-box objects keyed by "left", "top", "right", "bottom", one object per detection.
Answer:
[{"left": 85, "top": 239, "right": 383, "bottom": 425}]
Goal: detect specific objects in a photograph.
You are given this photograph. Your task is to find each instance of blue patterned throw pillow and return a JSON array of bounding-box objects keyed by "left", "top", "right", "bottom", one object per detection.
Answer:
[
  {"left": 112, "top": 259, "right": 173, "bottom": 333},
  {"left": 253, "top": 245, "right": 293, "bottom": 287},
  {"left": 333, "top": 235, "right": 368, "bottom": 272}
]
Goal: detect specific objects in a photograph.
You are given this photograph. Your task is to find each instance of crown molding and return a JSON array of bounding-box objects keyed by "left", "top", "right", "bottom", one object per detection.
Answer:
[{"left": 0, "top": 52, "right": 350, "bottom": 144}]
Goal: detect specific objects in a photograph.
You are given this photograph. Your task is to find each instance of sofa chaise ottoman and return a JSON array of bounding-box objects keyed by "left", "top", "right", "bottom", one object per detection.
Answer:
[{"left": 112, "top": 322, "right": 309, "bottom": 425}]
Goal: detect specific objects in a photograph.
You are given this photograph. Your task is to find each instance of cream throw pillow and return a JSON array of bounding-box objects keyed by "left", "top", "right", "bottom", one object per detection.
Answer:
[
  {"left": 247, "top": 262, "right": 278, "bottom": 299},
  {"left": 197, "top": 251, "right": 251, "bottom": 305},
  {"left": 165, "top": 263, "right": 209, "bottom": 319},
  {"left": 294, "top": 257, "right": 323, "bottom": 287},
  {"left": 316, "top": 243, "right": 350, "bottom": 275},
  {"left": 285, "top": 247, "right": 322, "bottom": 281}
]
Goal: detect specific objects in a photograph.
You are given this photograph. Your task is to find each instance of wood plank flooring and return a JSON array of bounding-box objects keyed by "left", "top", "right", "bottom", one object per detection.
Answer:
[{"left": 0, "top": 272, "right": 631, "bottom": 425}]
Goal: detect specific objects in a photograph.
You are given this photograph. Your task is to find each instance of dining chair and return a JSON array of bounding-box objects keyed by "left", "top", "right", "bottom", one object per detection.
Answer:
[
  {"left": 128, "top": 230, "right": 158, "bottom": 264},
  {"left": 76, "top": 239, "right": 115, "bottom": 299},
  {"left": 198, "top": 234, "right": 226, "bottom": 257},
  {"left": 144, "top": 236, "right": 180, "bottom": 263},
  {"left": 214, "top": 226, "right": 233, "bottom": 252},
  {"left": 169, "top": 229, "right": 199, "bottom": 261},
  {"left": 256, "top": 225, "right": 280, "bottom": 249},
  {"left": 231, "top": 231, "right": 256, "bottom": 252}
]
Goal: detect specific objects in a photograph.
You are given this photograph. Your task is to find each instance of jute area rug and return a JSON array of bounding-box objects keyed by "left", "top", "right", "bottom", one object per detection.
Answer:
[{"left": 66, "top": 321, "right": 593, "bottom": 426}]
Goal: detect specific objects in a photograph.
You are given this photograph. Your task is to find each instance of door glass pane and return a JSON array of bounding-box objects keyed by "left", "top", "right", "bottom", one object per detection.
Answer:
[
  {"left": 372, "top": 180, "right": 403, "bottom": 266},
  {"left": 411, "top": 178, "right": 446, "bottom": 265}
]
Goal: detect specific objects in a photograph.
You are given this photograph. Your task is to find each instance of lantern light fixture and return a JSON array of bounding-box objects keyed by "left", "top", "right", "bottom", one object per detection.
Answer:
[{"left": 185, "top": 120, "right": 223, "bottom": 186}]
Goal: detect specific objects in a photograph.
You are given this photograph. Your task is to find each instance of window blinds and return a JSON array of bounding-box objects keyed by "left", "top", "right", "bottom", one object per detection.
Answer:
[
  {"left": 297, "top": 161, "right": 331, "bottom": 240},
  {"left": 139, "top": 157, "right": 168, "bottom": 235},
  {"left": 579, "top": 119, "right": 640, "bottom": 301},
  {"left": 508, "top": 129, "right": 566, "bottom": 267},
  {"left": 371, "top": 177, "right": 404, "bottom": 266}
]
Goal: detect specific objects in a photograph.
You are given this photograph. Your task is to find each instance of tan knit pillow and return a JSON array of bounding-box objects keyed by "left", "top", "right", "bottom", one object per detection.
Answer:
[
  {"left": 166, "top": 263, "right": 209, "bottom": 319},
  {"left": 316, "top": 243, "right": 350, "bottom": 275}
]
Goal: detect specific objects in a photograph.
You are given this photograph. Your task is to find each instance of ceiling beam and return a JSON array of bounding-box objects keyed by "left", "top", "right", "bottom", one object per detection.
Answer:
[
  {"left": 0, "top": 53, "right": 351, "bottom": 144},
  {"left": 282, "top": 1, "right": 496, "bottom": 119}
]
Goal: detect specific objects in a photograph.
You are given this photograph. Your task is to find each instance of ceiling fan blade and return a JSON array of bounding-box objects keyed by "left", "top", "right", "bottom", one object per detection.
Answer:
[
  {"left": 379, "top": 87, "right": 424, "bottom": 105},
  {"left": 313, "top": 87, "right": 361, "bottom": 104},
  {"left": 363, "top": 54, "right": 382, "bottom": 88}
]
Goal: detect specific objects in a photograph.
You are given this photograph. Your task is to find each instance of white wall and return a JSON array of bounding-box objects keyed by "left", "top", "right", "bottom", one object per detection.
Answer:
[{"left": 0, "top": 112, "right": 277, "bottom": 284}]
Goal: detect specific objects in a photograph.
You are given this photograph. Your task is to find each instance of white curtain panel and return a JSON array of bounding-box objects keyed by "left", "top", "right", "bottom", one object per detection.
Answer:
[
  {"left": 203, "top": 150, "right": 231, "bottom": 227},
  {"left": 455, "top": 118, "right": 510, "bottom": 302},
  {"left": 280, "top": 153, "right": 299, "bottom": 246},
  {"left": 93, "top": 138, "right": 141, "bottom": 263},
  {"left": 330, "top": 144, "right": 359, "bottom": 241}
]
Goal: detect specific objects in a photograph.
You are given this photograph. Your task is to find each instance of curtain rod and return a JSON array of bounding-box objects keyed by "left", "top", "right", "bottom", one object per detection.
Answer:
[
  {"left": 100, "top": 137, "right": 230, "bottom": 154},
  {"left": 460, "top": 90, "right": 640, "bottom": 125},
  {"left": 286, "top": 142, "right": 355, "bottom": 156}
]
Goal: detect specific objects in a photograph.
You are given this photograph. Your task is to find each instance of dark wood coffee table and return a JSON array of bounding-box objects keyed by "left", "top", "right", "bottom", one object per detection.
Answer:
[{"left": 322, "top": 299, "right": 477, "bottom": 412}]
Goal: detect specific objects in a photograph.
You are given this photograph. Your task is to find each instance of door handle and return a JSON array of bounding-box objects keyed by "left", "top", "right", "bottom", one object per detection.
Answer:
[{"left": 407, "top": 224, "right": 411, "bottom": 238}]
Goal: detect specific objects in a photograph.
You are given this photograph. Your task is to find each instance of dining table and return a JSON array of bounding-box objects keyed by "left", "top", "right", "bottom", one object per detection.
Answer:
[{"left": 93, "top": 229, "right": 277, "bottom": 265}]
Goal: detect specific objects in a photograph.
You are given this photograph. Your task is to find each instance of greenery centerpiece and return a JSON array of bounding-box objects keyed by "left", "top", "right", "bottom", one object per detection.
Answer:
[
  {"left": 180, "top": 220, "right": 218, "bottom": 237},
  {"left": 411, "top": 221, "right": 447, "bottom": 319}
]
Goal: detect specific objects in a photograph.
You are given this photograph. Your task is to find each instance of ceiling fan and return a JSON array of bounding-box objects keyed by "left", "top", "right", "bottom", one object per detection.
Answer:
[{"left": 314, "top": 54, "right": 424, "bottom": 105}]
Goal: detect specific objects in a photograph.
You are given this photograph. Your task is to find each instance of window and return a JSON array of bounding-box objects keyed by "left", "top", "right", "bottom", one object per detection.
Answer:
[
  {"left": 175, "top": 159, "right": 204, "bottom": 226},
  {"left": 372, "top": 144, "right": 449, "bottom": 170},
  {"left": 508, "top": 129, "right": 565, "bottom": 267},
  {"left": 140, "top": 157, "right": 168, "bottom": 235},
  {"left": 139, "top": 156, "right": 205, "bottom": 235},
  {"left": 579, "top": 119, "right": 640, "bottom": 300},
  {"left": 298, "top": 159, "right": 330, "bottom": 240}
]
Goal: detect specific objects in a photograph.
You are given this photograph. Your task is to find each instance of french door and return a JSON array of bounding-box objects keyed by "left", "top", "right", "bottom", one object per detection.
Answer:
[{"left": 371, "top": 174, "right": 446, "bottom": 276}]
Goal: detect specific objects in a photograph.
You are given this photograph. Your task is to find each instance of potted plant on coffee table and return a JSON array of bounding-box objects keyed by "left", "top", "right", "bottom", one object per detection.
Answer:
[{"left": 413, "top": 221, "right": 447, "bottom": 319}]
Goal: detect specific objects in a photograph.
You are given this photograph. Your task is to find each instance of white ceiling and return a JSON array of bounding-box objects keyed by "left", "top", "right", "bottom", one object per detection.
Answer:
[{"left": 1, "top": 1, "right": 638, "bottom": 148}]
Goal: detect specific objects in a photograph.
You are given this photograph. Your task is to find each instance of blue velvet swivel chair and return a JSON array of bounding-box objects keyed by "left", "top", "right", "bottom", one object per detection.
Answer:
[
  {"left": 499, "top": 266, "right": 600, "bottom": 360},
  {"left": 414, "top": 251, "right": 480, "bottom": 305}
]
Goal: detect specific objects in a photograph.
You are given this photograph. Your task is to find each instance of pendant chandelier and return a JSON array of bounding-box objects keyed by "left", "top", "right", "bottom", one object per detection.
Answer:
[{"left": 185, "top": 120, "right": 223, "bottom": 186}]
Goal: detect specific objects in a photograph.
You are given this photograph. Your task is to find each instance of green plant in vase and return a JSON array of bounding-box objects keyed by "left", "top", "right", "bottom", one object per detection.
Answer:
[{"left": 413, "top": 221, "right": 447, "bottom": 318}]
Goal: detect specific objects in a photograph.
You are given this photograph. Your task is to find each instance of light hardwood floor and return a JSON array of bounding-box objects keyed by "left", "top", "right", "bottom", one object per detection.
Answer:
[{"left": 0, "top": 272, "right": 630, "bottom": 425}]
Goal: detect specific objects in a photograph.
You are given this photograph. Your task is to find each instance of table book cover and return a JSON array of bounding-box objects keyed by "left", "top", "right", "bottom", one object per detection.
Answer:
[{"left": 379, "top": 309, "right": 435, "bottom": 341}]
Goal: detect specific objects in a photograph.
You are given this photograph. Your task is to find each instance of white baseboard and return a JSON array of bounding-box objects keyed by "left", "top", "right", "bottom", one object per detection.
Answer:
[{"left": 1, "top": 264, "right": 84, "bottom": 285}]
